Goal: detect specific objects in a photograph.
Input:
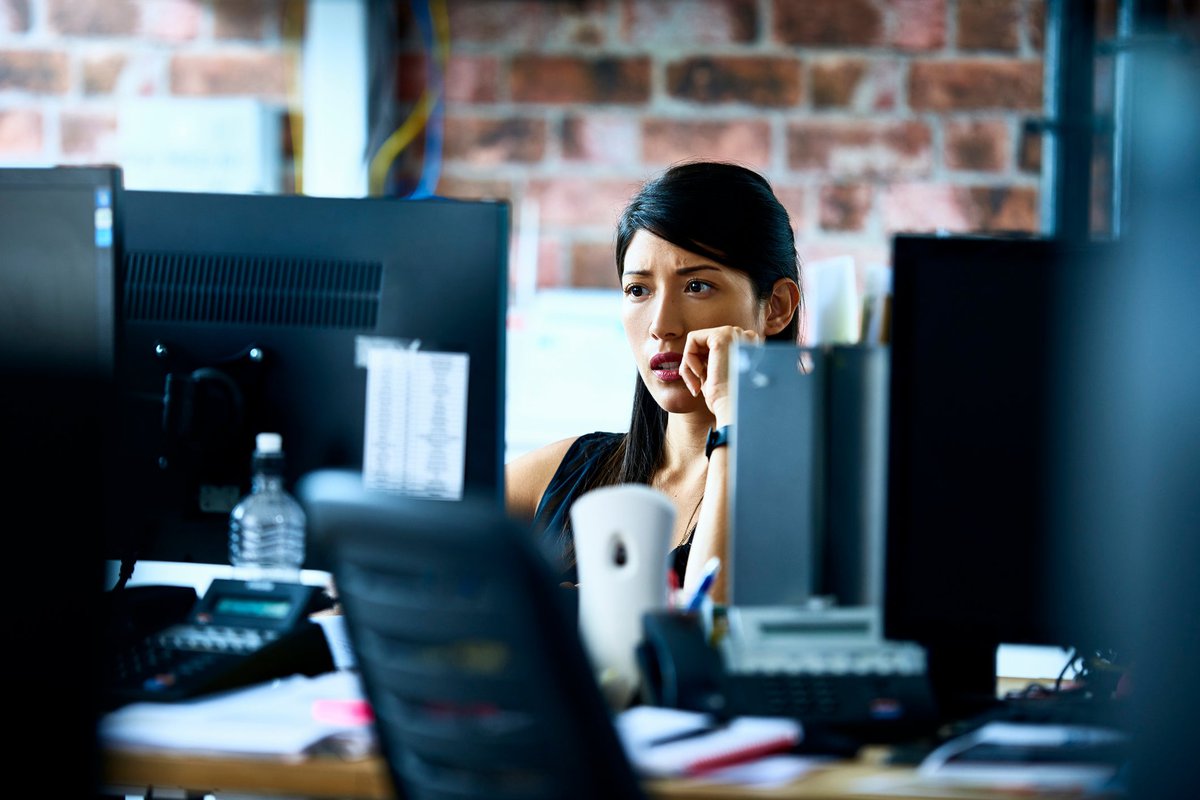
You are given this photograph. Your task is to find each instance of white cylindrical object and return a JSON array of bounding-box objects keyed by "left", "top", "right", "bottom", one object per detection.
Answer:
[
  {"left": 808, "top": 255, "right": 861, "bottom": 345},
  {"left": 570, "top": 483, "right": 675, "bottom": 709}
]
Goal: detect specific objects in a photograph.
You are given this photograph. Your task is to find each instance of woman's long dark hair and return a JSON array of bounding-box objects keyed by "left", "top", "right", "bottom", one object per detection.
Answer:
[{"left": 565, "top": 161, "right": 803, "bottom": 552}]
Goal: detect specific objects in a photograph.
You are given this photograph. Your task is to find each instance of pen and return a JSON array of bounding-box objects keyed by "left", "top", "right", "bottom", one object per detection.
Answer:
[
  {"left": 667, "top": 568, "right": 680, "bottom": 610},
  {"left": 684, "top": 557, "right": 721, "bottom": 614}
]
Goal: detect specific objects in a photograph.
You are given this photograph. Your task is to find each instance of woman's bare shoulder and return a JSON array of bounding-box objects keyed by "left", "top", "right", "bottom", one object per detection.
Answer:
[{"left": 505, "top": 435, "right": 581, "bottom": 521}]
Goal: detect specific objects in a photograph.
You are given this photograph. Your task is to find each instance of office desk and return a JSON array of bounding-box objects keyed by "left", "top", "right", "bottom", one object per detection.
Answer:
[{"left": 102, "top": 745, "right": 1108, "bottom": 800}]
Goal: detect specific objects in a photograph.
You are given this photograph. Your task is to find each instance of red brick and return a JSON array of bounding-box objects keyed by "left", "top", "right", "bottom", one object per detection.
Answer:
[
  {"left": 881, "top": 182, "right": 1038, "bottom": 233},
  {"left": 642, "top": 119, "right": 772, "bottom": 169},
  {"left": 810, "top": 57, "right": 901, "bottom": 111},
  {"left": 170, "top": 52, "right": 294, "bottom": 100},
  {"left": 819, "top": 184, "right": 873, "bottom": 231},
  {"left": 0, "top": 50, "right": 69, "bottom": 94},
  {"left": 511, "top": 56, "right": 651, "bottom": 104},
  {"left": 448, "top": 0, "right": 609, "bottom": 47},
  {"left": 666, "top": 57, "right": 801, "bottom": 107},
  {"left": 442, "top": 116, "right": 547, "bottom": 165},
  {"left": 891, "top": 0, "right": 947, "bottom": 50},
  {"left": 798, "top": 242, "right": 890, "bottom": 278},
  {"left": 958, "top": 0, "right": 1021, "bottom": 50},
  {"left": 774, "top": 0, "right": 883, "bottom": 45},
  {"left": 968, "top": 185, "right": 1039, "bottom": 231},
  {"left": 882, "top": 183, "right": 969, "bottom": 231},
  {"left": 772, "top": 183, "right": 807, "bottom": 234},
  {"left": 144, "top": 0, "right": 203, "bottom": 42},
  {"left": 398, "top": 54, "right": 500, "bottom": 104},
  {"left": 1, "top": 0, "right": 31, "bottom": 33},
  {"left": 535, "top": 236, "right": 565, "bottom": 289},
  {"left": 909, "top": 60, "right": 1043, "bottom": 110},
  {"left": 434, "top": 174, "right": 514, "bottom": 202},
  {"left": 215, "top": 0, "right": 282, "bottom": 40},
  {"left": 562, "top": 113, "right": 640, "bottom": 166},
  {"left": 622, "top": 0, "right": 758, "bottom": 44},
  {"left": 1029, "top": 0, "right": 1044, "bottom": 51},
  {"left": 944, "top": 119, "right": 1009, "bottom": 172},
  {"left": 787, "top": 121, "right": 932, "bottom": 178},
  {"left": 82, "top": 54, "right": 127, "bottom": 96},
  {"left": 0, "top": 108, "right": 41, "bottom": 156},
  {"left": 47, "top": 0, "right": 139, "bottom": 35},
  {"left": 445, "top": 56, "right": 501, "bottom": 104},
  {"left": 571, "top": 241, "right": 620, "bottom": 288},
  {"left": 526, "top": 177, "right": 641, "bottom": 228},
  {"left": 60, "top": 111, "right": 117, "bottom": 157},
  {"left": 811, "top": 59, "right": 863, "bottom": 108},
  {"left": 1019, "top": 121, "right": 1042, "bottom": 173}
]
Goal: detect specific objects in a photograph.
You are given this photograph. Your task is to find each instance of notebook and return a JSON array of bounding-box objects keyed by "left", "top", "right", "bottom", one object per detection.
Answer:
[{"left": 615, "top": 705, "right": 803, "bottom": 778}]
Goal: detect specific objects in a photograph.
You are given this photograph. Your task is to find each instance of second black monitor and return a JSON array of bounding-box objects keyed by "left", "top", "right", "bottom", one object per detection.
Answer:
[{"left": 114, "top": 190, "right": 509, "bottom": 572}]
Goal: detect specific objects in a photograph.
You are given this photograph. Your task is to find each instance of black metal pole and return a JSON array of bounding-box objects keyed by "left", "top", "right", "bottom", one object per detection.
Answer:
[{"left": 1045, "top": 0, "right": 1097, "bottom": 242}]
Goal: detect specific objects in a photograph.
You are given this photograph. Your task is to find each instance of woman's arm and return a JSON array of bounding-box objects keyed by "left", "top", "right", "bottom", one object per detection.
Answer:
[
  {"left": 678, "top": 326, "right": 760, "bottom": 604},
  {"left": 504, "top": 435, "right": 579, "bottom": 522}
]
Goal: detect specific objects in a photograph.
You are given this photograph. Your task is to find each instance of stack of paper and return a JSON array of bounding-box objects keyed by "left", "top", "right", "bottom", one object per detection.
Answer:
[{"left": 100, "top": 670, "right": 376, "bottom": 760}]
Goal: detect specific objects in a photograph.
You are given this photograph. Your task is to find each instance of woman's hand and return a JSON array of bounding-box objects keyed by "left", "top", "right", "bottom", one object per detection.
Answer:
[{"left": 679, "top": 325, "right": 763, "bottom": 425}]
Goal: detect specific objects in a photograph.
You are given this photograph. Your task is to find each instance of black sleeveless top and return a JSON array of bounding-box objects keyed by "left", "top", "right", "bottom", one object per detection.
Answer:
[{"left": 532, "top": 431, "right": 691, "bottom": 586}]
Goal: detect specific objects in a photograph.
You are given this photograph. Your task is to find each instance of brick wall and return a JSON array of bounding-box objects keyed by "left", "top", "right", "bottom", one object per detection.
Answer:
[
  {"left": 1, "top": 0, "right": 1052, "bottom": 287},
  {"left": 392, "top": 0, "right": 1049, "bottom": 288},
  {"left": 0, "top": 0, "right": 297, "bottom": 181}
]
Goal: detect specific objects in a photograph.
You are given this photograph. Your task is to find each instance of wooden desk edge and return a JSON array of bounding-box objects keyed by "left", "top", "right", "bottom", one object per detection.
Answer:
[
  {"left": 103, "top": 747, "right": 394, "bottom": 799},
  {"left": 103, "top": 747, "right": 920, "bottom": 800}
]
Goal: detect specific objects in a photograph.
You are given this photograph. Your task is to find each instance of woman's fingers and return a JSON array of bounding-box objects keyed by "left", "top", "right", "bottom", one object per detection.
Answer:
[{"left": 681, "top": 326, "right": 760, "bottom": 404}]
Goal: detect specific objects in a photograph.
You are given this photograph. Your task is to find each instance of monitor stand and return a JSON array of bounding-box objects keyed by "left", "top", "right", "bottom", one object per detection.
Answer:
[{"left": 925, "top": 642, "right": 1001, "bottom": 725}]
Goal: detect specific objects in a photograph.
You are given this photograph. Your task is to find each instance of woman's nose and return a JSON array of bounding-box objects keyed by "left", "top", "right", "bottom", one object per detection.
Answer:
[{"left": 648, "top": 296, "right": 683, "bottom": 340}]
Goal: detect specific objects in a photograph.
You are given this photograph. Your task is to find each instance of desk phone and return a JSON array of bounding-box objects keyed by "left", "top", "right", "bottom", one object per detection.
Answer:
[
  {"left": 640, "top": 606, "right": 937, "bottom": 742},
  {"left": 105, "top": 578, "right": 335, "bottom": 709}
]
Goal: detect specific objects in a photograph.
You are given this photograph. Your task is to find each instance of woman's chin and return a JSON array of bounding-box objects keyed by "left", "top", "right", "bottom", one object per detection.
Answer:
[{"left": 648, "top": 383, "right": 709, "bottom": 415}]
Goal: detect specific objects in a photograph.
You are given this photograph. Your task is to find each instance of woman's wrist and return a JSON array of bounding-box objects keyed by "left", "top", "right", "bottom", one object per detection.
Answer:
[{"left": 705, "top": 425, "right": 731, "bottom": 459}]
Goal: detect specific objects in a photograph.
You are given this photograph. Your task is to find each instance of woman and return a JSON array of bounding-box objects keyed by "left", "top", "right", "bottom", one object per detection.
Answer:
[{"left": 506, "top": 161, "right": 802, "bottom": 604}]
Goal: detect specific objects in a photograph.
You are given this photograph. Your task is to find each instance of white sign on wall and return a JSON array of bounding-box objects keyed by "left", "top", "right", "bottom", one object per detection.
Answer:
[{"left": 118, "top": 98, "right": 281, "bottom": 194}]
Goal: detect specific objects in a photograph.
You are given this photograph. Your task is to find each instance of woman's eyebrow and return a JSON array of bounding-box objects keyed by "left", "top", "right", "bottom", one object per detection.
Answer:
[{"left": 623, "top": 265, "right": 722, "bottom": 278}]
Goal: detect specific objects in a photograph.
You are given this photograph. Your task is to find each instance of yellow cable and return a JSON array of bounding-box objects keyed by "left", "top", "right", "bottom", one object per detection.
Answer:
[
  {"left": 283, "top": 0, "right": 306, "bottom": 194},
  {"left": 367, "top": 0, "right": 451, "bottom": 196},
  {"left": 368, "top": 90, "right": 436, "bottom": 196}
]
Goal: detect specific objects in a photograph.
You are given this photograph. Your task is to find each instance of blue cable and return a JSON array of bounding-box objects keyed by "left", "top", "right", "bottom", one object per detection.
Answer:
[{"left": 408, "top": 0, "right": 444, "bottom": 199}]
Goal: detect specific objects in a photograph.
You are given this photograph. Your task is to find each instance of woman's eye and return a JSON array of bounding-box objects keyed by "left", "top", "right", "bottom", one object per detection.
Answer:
[
  {"left": 623, "top": 284, "right": 648, "bottom": 298},
  {"left": 685, "top": 280, "right": 712, "bottom": 294}
]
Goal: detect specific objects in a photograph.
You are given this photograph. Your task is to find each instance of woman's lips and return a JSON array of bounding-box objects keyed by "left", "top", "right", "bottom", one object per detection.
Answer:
[{"left": 650, "top": 352, "right": 682, "bottom": 382}]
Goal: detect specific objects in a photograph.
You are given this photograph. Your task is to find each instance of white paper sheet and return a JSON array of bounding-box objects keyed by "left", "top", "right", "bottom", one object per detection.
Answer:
[
  {"left": 362, "top": 344, "right": 469, "bottom": 500},
  {"left": 100, "top": 670, "right": 375, "bottom": 760}
]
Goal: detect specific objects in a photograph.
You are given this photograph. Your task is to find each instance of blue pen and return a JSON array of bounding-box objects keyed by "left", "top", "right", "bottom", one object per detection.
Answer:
[{"left": 684, "top": 557, "right": 721, "bottom": 614}]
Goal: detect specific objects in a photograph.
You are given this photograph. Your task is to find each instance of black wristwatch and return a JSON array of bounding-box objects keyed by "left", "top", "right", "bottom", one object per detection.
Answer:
[{"left": 705, "top": 425, "right": 731, "bottom": 459}]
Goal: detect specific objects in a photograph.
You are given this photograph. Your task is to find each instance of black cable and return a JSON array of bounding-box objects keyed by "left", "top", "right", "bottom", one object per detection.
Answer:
[{"left": 1055, "top": 647, "right": 1079, "bottom": 692}]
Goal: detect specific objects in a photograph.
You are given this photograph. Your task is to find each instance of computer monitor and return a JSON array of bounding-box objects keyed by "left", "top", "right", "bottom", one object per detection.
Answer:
[
  {"left": 111, "top": 190, "right": 509, "bottom": 573},
  {"left": 883, "top": 233, "right": 1119, "bottom": 717},
  {"left": 0, "top": 166, "right": 121, "bottom": 374},
  {"left": 0, "top": 165, "right": 122, "bottom": 796}
]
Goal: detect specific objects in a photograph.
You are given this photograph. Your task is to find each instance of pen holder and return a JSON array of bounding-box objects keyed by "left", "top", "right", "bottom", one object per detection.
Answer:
[{"left": 571, "top": 483, "right": 675, "bottom": 710}]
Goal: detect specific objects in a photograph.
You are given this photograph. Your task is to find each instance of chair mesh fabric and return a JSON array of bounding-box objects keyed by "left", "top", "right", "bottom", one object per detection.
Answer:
[{"left": 299, "top": 470, "right": 646, "bottom": 800}]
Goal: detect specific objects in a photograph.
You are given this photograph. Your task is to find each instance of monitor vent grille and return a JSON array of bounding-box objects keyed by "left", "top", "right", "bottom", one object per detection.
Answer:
[{"left": 123, "top": 252, "right": 383, "bottom": 329}]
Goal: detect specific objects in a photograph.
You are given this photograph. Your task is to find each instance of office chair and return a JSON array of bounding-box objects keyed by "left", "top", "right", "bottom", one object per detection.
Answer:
[{"left": 298, "top": 469, "right": 646, "bottom": 800}]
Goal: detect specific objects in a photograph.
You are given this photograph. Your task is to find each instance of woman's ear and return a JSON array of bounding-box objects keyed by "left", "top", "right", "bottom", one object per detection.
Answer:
[{"left": 762, "top": 278, "right": 801, "bottom": 336}]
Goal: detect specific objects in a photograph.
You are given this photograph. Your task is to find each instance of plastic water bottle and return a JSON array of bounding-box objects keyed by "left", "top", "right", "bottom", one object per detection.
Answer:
[{"left": 228, "top": 432, "right": 306, "bottom": 583}]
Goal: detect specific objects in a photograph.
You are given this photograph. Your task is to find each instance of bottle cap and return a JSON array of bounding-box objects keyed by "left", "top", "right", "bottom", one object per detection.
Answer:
[{"left": 255, "top": 432, "right": 283, "bottom": 453}]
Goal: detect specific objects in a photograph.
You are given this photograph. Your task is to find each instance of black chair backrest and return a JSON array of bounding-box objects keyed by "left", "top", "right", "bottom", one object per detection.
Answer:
[{"left": 299, "top": 469, "right": 646, "bottom": 800}]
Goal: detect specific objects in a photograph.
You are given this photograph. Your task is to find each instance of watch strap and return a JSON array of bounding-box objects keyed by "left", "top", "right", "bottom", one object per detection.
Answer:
[{"left": 705, "top": 425, "right": 731, "bottom": 459}]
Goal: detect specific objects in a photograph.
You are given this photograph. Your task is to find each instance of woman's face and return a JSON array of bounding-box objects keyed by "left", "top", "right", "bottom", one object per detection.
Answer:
[{"left": 620, "top": 229, "right": 764, "bottom": 415}]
